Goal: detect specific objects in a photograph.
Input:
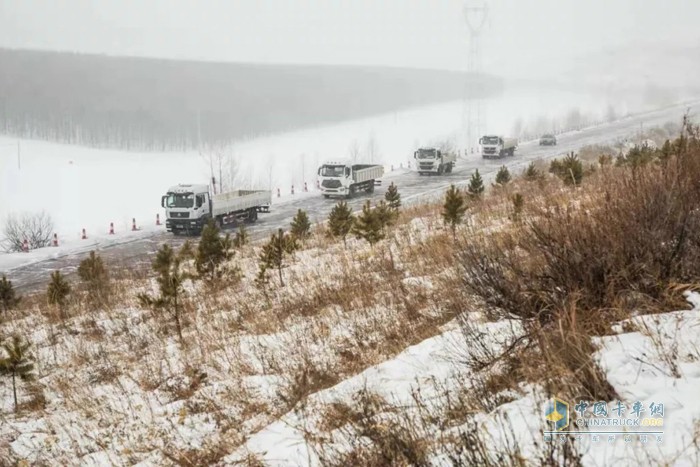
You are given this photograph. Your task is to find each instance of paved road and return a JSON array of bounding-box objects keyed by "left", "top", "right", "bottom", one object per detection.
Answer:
[{"left": 7, "top": 100, "right": 699, "bottom": 293}]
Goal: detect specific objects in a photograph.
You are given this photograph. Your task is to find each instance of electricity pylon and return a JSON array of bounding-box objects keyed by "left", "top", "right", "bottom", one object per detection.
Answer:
[{"left": 462, "top": 1, "right": 489, "bottom": 154}]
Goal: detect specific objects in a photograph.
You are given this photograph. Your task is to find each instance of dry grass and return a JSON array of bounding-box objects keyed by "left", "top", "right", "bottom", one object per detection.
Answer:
[{"left": 0, "top": 123, "right": 698, "bottom": 464}]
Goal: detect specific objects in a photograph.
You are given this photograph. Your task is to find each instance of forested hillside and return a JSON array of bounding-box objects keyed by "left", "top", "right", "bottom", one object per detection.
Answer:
[{"left": 0, "top": 48, "right": 502, "bottom": 151}]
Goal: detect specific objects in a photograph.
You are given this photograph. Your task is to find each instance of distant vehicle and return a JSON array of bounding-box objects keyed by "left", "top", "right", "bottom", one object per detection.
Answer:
[
  {"left": 539, "top": 134, "right": 557, "bottom": 146},
  {"left": 162, "top": 183, "right": 271, "bottom": 235},
  {"left": 414, "top": 147, "right": 456, "bottom": 175},
  {"left": 318, "top": 161, "right": 384, "bottom": 198},
  {"left": 480, "top": 135, "right": 518, "bottom": 159}
]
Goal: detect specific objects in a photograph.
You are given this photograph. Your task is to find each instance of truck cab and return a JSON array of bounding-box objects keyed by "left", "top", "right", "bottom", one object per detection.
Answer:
[{"left": 161, "top": 184, "right": 212, "bottom": 234}]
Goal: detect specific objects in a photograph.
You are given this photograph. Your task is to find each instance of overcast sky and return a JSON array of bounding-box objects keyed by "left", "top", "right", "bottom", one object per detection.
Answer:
[{"left": 1, "top": 0, "right": 698, "bottom": 74}]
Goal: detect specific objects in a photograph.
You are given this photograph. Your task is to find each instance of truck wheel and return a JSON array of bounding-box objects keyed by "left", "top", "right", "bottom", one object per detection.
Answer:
[
  {"left": 367, "top": 183, "right": 375, "bottom": 194},
  {"left": 438, "top": 165, "right": 444, "bottom": 175},
  {"left": 246, "top": 209, "right": 258, "bottom": 223},
  {"left": 323, "top": 194, "right": 330, "bottom": 199},
  {"left": 446, "top": 164, "right": 453, "bottom": 173},
  {"left": 349, "top": 186, "right": 356, "bottom": 198}
]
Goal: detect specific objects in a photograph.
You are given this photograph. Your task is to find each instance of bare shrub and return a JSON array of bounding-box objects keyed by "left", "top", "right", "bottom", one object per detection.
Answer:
[{"left": 2, "top": 211, "right": 54, "bottom": 252}]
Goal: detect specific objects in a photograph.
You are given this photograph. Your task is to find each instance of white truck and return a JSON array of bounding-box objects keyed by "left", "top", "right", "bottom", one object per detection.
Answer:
[
  {"left": 414, "top": 147, "right": 456, "bottom": 175},
  {"left": 161, "top": 183, "right": 271, "bottom": 235},
  {"left": 479, "top": 135, "right": 518, "bottom": 159},
  {"left": 317, "top": 161, "right": 384, "bottom": 198}
]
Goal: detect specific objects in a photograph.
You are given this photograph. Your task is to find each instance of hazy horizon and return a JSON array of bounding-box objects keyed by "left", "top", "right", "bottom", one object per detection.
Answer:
[{"left": 1, "top": 0, "right": 699, "bottom": 78}]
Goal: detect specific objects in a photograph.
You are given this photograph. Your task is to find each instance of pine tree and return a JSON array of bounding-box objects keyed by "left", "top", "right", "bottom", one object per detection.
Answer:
[
  {"left": 467, "top": 169, "right": 485, "bottom": 199},
  {"left": 259, "top": 228, "right": 298, "bottom": 287},
  {"left": 327, "top": 201, "right": 355, "bottom": 248},
  {"left": 47, "top": 271, "right": 71, "bottom": 318},
  {"left": 138, "top": 242, "right": 194, "bottom": 343},
  {"left": 233, "top": 224, "right": 249, "bottom": 248},
  {"left": 196, "top": 219, "right": 235, "bottom": 282},
  {"left": 495, "top": 165, "right": 511, "bottom": 185},
  {"left": 77, "top": 251, "right": 111, "bottom": 309},
  {"left": 0, "top": 275, "right": 21, "bottom": 314},
  {"left": 290, "top": 209, "right": 312, "bottom": 241},
  {"left": 0, "top": 335, "right": 35, "bottom": 412},
  {"left": 384, "top": 182, "right": 401, "bottom": 211},
  {"left": 524, "top": 162, "right": 541, "bottom": 181},
  {"left": 442, "top": 184, "right": 468, "bottom": 240},
  {"left": 352, "top": 201, "right": 385, "bottom": 246},
  {"left": 374, "top": 200, "right": 396, "bottom": 231},
  {"left": 561, "top": 152, "right": 584, "bottom": 186},
  {"left": 598, "top": 154, "right": 613, "bottom": 168},
  {"left": 511, "top": 193, "right": 524, "bottom": 223}
]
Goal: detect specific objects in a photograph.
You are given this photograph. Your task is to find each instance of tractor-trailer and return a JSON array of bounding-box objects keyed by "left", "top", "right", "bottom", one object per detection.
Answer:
[
  {"left": 162, "top": 183, "right": 271, "bottom": 235},
  {"left": 318, "top": 162, "right": 384, "bottom": 198},
  {"left": 480, "top": 135, "right": 518, "bottom": 159},
  {"left": 414, "top": 147, "right": 456, "bottom": 175}
]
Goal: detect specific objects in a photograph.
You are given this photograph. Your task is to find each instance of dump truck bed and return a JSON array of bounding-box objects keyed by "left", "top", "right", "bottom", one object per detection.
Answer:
[
  {"left": 351, "top": 164, "right": 384, "bottom": 183},
  {"left": 212, "top": 190, "right": 271, "bottom": 217}
]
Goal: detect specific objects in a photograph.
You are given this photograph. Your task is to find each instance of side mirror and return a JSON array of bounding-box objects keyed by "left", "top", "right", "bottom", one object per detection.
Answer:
[
  {"left": 478, "top": 138, "right": 483, "bottom": 145},
  {"left": 161, "top": 196, "right": 166, "bottom": 208},
  {"left": 414, "top": 151, "right": 417, "bottom": 158},
  {"left": 317, "top": 167, "right": 321, "bottom": 176}
]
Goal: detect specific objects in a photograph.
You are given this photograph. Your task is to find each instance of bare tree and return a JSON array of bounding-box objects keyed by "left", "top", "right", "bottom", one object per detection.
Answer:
[
  {"left": 2, "top": 211, "right": 54, "bottom": 252},
  {"left": 348, "top": 139, "right": 362, "bottom": 163},
  {"left": 365, "top": 132, "right": 380, "bottom": 163}
]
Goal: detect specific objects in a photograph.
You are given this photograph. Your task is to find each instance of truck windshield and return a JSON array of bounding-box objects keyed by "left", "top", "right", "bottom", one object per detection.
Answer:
[
  {"left": 166, "top": 193, "right": 195, "bottom": 208},
  {"left": 320, "top": 165, "right": 346, "bottom": 177},
  {"left": 482, "top": 136, "right": 500, "bottom": 145},
  {"left": 417, "top": 149, "right": 436, "bottom": 159}
]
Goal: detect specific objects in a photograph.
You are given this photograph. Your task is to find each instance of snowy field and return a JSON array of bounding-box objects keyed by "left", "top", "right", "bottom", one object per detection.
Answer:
[{"left": 0, "top": 85, "right": 622, "bottom": 253}]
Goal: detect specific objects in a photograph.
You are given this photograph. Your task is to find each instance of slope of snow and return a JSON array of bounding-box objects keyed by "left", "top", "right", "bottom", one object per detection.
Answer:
[{"left": 232, "top": 293, "right": 700, "bottom": 466}]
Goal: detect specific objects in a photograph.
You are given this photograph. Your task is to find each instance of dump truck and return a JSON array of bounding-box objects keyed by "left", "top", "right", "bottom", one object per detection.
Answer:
[
  {"left": 479, "top": 135, "right": 518, "bottom": 159},
  {"left": 161, "top": 183, "right": 271, "bottom": 235},
  {"left": 414, "top": 147, "right": 456, "bottom": 175},
  {"left": 317, "top": 161, "right": 384, "bottom": 198}
]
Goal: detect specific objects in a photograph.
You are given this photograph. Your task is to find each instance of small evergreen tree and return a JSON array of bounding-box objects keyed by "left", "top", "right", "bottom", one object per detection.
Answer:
[
  {"left": 374, "top": 200, "right": 396, "bottom": 231},
  {"left": 0, "top": 335, "right": 35, "bottom": 412},
  {"left": 138, "top": 242, "right": 194, "bottom": 343},
  {"left": 467, "top": 169, "right": 485, "bottom": 199},
  {"left": 598, "top": 153, "right": 613, "bottom": 168},
  {"left": 524, "top": 162, "right": 541, "bottom": 181},
  {"left": 550, "top": 153, "right": 583, "bottom": 186},
  {"left": 259, "top": 228, "right": 298, "bottom": 287},
  {"left": 511, "top": 193, "right": 524, "bottom": 223},
  {"left": 0, "top": 275, "right": 21, "bottom": 314},
  {"left": 327, "top": 201, "right": 355, "bottom": 248},
  {"left": 77, "top": 251, "right": 111, "bottom": 309},
  {"left": 442, "top": 184, "right": 468, "bottom": 240},
  {"left": 352, "top": 201, "right": 385, "bottom": 246},
  {"left": 233, "top": 224, "right": 249, "bottom": 248},
  {"left": 47, "top": 271, "right": 71, "bottom": 318},
  {"left": 196, "top": 220, "right": 235, "bottom": 282},
  {"left": 384, "top": 182, "right": 401, "bottom": 211},
  {"left": 494, "top": 165, "right": 511, "bottom": 185},
  {"left": 290, "top": 209, "right": 312, "bottom": 241}
]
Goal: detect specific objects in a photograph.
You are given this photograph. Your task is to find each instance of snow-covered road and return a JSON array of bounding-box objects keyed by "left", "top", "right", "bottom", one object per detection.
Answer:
[{"left": 3, "top": 99, "right": 698, "bottom": 293}]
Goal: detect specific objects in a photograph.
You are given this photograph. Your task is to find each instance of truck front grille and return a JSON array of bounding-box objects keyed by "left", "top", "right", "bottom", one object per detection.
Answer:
[
  {"left": 322, "top": 179, "right": 341, "bottom": 188},
  {"left": 419, "top": 163, "right": 435, "bottom": 170},
  {"left": 170, "top": 212, "right": 190, "bottom": 218}
]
